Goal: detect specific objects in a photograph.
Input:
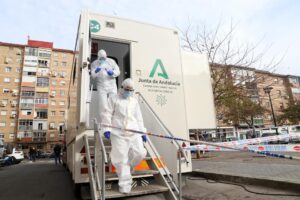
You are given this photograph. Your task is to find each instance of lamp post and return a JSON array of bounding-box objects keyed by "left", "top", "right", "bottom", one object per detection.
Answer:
[{"left": 263, "top": 86, "right": 277, "bottom": 127}]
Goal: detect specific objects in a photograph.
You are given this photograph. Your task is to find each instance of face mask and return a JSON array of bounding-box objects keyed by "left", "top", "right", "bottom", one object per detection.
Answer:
[
  {"left": 99, "top": 57, "right": 105, "bottom": 64},
  {"left": 122, "top": 90, "right": 133, "bottom": 98}
]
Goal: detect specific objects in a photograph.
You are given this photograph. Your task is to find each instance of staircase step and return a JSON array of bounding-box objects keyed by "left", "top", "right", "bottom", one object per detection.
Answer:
[
  {"left": 105, "top": 184, "right": 169, "bottom": 199},
  {"left": 105, "top": 170, "right": 159, "bottom": 181}
]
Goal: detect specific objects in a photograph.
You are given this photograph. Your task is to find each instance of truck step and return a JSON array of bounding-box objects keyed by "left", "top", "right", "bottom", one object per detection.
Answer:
[
  {"left": 105, "top": 184, "right": 169, "bottom": 199},
  {"left": 105, "top": 170, "right": 159, "bottom": 181}
]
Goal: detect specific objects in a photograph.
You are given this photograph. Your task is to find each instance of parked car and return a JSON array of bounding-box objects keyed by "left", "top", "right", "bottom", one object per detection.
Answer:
[
  {"left": 0, "top": 140, "right": 4, "bottom": 166},
  {"left": 0, "top": 139, "right": 4, "bottom": 159},
  {"left": 289, "top": 125, "right": 300, "bottom": 143},
  {"left": 7, "top": 148, "right": 24, "bottom": 164},
  {"left": 36, "top": 150, "right": 48, "bottom": 158}
]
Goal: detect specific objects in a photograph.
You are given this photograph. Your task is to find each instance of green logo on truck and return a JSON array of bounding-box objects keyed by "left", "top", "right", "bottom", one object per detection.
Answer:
[
  {"left": 149, "top": 59, "right": 169, "bottom": 79},
  {"left": 90, "top": 20, "right": 100, "bottom": 33}
]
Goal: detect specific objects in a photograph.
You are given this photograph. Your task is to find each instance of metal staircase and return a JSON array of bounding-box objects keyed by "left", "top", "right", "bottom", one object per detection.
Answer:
[{"left": 82, "top": 120, "right": 181, "bottom": 200}]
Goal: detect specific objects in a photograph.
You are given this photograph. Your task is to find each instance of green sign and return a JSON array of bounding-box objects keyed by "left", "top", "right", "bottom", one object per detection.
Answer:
[
  {"left": 149, "top": 59, "right": 169, "bottom": 79},
  {"left": 90, "top": 20, "right": 100, "bottom": 33}
]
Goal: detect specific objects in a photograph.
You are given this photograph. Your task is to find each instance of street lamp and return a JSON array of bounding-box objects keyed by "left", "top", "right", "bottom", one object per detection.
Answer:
[{"left": 263, "top": 86, "right": 277, "bottom": 127}]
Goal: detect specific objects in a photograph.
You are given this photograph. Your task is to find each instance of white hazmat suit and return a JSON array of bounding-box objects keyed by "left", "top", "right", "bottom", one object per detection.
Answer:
[
  {"left": 91, "top": 49, "right": 120, "bottom": 119},
  {"left": 101, "top": 78, "right": 147, "bottom": 194}
]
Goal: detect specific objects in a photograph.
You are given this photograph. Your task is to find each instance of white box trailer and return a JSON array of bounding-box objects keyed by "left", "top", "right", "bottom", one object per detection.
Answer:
[{"left": 66, "top": 10, "right": 216, "bottom": 188}]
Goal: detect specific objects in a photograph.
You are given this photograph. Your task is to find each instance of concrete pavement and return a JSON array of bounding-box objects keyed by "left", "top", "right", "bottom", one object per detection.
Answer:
[
  {"left": 192, "top": 151, "right": 300, "bottom": 193},
  {"left": 0, "top": 159, "right": 79, "bottom": 200}
]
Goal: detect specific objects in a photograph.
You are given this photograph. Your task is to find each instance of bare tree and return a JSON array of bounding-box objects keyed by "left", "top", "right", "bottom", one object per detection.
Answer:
[{"left": 178, "top": 20, "right": 285, "bottom": 127}]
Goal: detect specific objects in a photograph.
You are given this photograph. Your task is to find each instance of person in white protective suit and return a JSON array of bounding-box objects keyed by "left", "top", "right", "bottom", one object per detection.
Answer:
[
  {"left": 91, "top": 49, "right": 120, "bottom": 118},
  {"left": 101, "top": 78, "right": 147, "bottom": 194}
]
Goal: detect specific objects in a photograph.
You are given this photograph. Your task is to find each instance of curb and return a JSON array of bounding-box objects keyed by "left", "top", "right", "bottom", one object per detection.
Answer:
[{"left": 191, "top": 170, "right": 300, "bottom": 192}]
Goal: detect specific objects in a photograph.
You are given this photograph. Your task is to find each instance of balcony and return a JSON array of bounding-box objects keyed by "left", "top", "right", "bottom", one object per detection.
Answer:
[
  {"left": 38, "top": 60, "right": 50, "bottom": 68},
  {"left": 33, "top": 131, "right": 47, "bottom": 143},
  {"left": 20, "top": 103, "right": 34, "bottom": 109},
  {"left": 33, "top": 137, "right": 47, "bottom": 143},
  {"left": 18, "top": 125, "right": 33, "bottom": 131},
  {"left": 17, "top": 137, "right": 33, "bottom": 143}
]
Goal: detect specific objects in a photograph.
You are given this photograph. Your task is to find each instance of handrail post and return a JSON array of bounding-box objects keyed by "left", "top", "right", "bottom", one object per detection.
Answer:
[
  {"left": 94, "top": 119, "right": 107, "bottom": 200},
  {"left": 178, "top": 150, "right": 182, "bottom": 200}
]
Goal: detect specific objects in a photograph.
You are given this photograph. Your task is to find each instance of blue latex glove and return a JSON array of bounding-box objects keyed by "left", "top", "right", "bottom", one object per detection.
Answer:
[
  {"left": 95, "top": 67, "right": 101, "bottom": 73},
  {"left": 142, "top": 135, "right": 147, "bottom": 143},
  {"left": 104, "top": 131, "right": 111, "bottom": 139},
  {"left": 107, "top": 70, "right": 114, "bottom": 76}
]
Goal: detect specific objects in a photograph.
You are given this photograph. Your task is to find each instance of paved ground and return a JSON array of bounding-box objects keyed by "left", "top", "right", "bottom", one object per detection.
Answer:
[
  {"left": 1, "top": 157, "right": 299, "bottom": 200},
  {"left": 192, "top": 152, "right": 300, "bottom": 184},
  {"left": 193, "top": 151, "right": 300, "bottom": 165},
  {"left": 0, "top": 159, "right": 79, "bottom": 200}
]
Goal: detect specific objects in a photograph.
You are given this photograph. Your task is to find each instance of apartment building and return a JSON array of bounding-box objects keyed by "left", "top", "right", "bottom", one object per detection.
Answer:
[
  {"left": 0, "top": 40, "right": 73, "bottom": 152},
  {"left": 287, "top": 75, "right": 300, "bottom": 102},
  {"left": 255, "top": 70, "right": 290, "bottom": 127},
  {"left": 212, "top": 64, "right": 295, "bottom": 128},
  {"left": 0, "top": 43, "right": 23, "bottom": 144}
]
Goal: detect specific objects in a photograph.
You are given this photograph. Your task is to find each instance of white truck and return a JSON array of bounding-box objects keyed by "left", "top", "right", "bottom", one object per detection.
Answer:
[{"left": 66, "top": 11, "right": 216, "bottom": 199}]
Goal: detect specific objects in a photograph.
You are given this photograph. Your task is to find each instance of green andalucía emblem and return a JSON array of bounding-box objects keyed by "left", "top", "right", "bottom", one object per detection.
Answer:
[
  {"left": 90, "top": 20, "right": 101, "bottom": 33},
  {"left": 149, "top": 59, "right": 169, "bottom": 79}
]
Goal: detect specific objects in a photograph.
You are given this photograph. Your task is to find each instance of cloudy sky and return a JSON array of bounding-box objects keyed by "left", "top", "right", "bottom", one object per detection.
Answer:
[{"left": 0, "top": 0, "right": 299, "bottom": 75}]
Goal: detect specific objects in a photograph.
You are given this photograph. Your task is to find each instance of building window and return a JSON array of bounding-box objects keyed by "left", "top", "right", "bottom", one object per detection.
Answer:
[
  {"left": 62, "top": 61, "right": 67, "bottom": 67},
  {"left": 51, "top": 111, "right": 55, "bottom": 116},
  {"left": 36, "top": 110, "right": 48, "bottom": 119},
  {"left": 9, "top": 133, "right": 15, "bottom": 140},
  {"left": 21, "top": 90, "right": 35, "bottom": 97},
  {"left": 24, "top": 71, "right": 36, "bottom": 76},
  {"left": 4, "top": 57, "right": 12, "bottom": 64},
  {"left": 36, "top": 77, "right": 49, "bottom": 87},
  {"left": 277, "top": 90, "right": 282, "bottom": 97},
  {"left": 35, "top": 98, "right": 48, "bottom": 104},
  {"left": 10, "top": 122, "right": 16, "bottom": 127},
  {"left": 0, "top": 134, "right": 4, "bottom": 139},
  {"left": 52, "top": 80, "right": 57, "bottom": 86},
  {"left": 51, "top": 100, "right": 56, "bottom": 106},
  {"left": 4, "top": 78, "right": 10, "bottom": 83},
  {"left": 0, "top": 122, "right": 6, "bottom": 127},
  {"left": 53, "top": 61, "right": 58, "bottom": 66},
  {"left": 60, "top": 111, "right": 65, "bottom": 116},
  {"left": 0, "top": 111, "right": 7, "bottom": 116},
  {"left": 274, "top": 78, "right": 278, "bottom": 84},
  {"left": 53, "top": 53, "right": 58, "bottom": 57},
  {"left": 19, "top": 120, "right": 33, "bottom": 130},
  {"left": 21, "top": 110, "right": 32, "bottom": 115},
  {"left": 38, "top": 59, "right": 49, "bottom": 68},
  {"left": 38, "top": 123, "right": 43, "bottom": 130},
  {"left": 25, "top": 47, "right": 38, "bottom": 56},
  {"left": 280, "top": 102, "right": 284, "bottom": 110},
  {"left": 50, "top": 91, "right": 56, "bottom": 97},
  {"left": 60, "top": 71, "right": 66, "bottom": 78},
  {"left": 59, "top": 123, "right": 65, "bottom": 134},
  {"left": 38, "top": 49, "right": 51, "bottom": 58},
  {"left": 1, "top": 99, "right": 8, "bottom": 105},
  {"left": 60, "top": 81, "right": 66, "bottom": 86},
  {"left": 15, "top": 78, "right": 20, "bottom": 83},
  {"left": 60, "top": 90, "right": 65, "bottom": 96},
  {"left": 16, "top": 68, "right": 21, "bottom": 73},
  {"left": 49, "top": 122, "right": 55, "bottom": 129},
  {"left": 16, "top": 58, "right": 22, "bottom": 64},
  {"left": 59, "top": 101, "right": 65, "bottom": 106},
  {"left": 5, "top": 67, "right": 12, "bottom": 72},
  {"left": 62, "top": 53, "right": 66, "bottom": 58},
  {"left": 3, "top": 89, "right": 10, "bottom": 94}
]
